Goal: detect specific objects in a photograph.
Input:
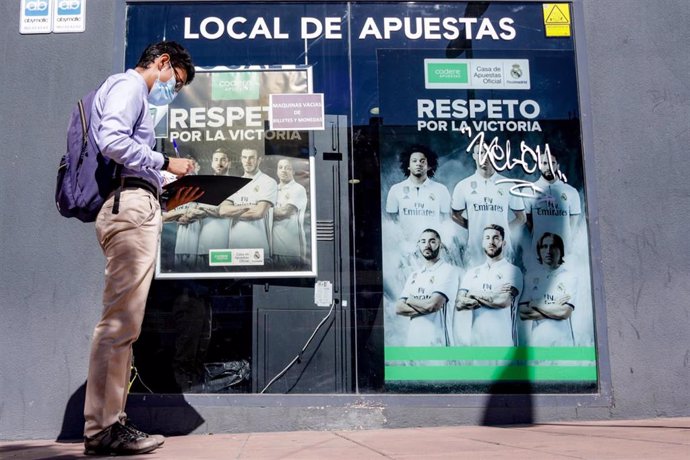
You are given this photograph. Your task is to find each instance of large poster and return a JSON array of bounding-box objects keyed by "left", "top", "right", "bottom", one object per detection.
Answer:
[
  {"left": 378, "top": 4, "right": 597, "bottom": 389},
  {"left": 156, "top": 67, "right": 317, "bottom": 279}
]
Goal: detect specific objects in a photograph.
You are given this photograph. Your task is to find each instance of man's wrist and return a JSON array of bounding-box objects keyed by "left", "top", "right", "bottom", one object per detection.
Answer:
[{"left": 161, "top": 153, "right": 170, "bottom": 171}]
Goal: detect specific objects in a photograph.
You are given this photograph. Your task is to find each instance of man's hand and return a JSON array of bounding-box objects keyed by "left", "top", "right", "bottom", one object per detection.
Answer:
[
  {"left": 167, "top": 157, "right": 196, "bottom": 176},
  {"left": 167, "top": 186, "right": 204, "bottom": 211}
]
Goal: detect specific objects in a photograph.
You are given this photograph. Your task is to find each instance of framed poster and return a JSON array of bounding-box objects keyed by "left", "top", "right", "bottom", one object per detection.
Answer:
[
  {"left": 374, "top": 2, "right": 598, "bottom": 391},
  {"left": 156, "top": 66, "right": 317, "bottom": 279}
]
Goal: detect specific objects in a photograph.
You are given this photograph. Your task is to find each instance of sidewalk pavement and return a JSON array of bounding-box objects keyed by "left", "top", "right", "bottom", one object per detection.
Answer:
[{"left": 1, "top": 417, "right": 688, "bottom": 459}]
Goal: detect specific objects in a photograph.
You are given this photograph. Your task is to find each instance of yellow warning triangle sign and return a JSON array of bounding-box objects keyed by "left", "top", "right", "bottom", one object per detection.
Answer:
[{"left": 544, "top": 4, "right": 571, "bottom": 24}]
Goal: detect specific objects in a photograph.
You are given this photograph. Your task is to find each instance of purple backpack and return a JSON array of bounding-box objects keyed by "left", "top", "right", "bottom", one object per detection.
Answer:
[{"left": 55, "top": 87, "right": 121, "bottom": 222}]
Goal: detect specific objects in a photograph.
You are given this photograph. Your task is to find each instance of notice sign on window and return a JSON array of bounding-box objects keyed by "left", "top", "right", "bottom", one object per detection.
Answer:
[
  {"left": 269, "top": 93, "right": 324, "bottom": 131},
  {"left": 53, "top": 0, "right": 85, "bottom": 33},
  {"left": 20, "top": 0, "right": 52, "bottom": 34}
]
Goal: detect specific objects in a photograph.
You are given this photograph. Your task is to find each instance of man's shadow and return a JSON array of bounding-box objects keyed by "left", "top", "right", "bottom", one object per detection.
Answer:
[
  {"left": 57, "top": 381, "right": 205, "bottom": 441},
  {"left": 481, "top": 347, "right": 534, "bottom": 426}
]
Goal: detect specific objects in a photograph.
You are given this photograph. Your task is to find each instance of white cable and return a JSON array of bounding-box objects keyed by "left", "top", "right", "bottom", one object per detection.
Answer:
[{"left": 260, "top": 301, "right": 336, "bottom": 394}]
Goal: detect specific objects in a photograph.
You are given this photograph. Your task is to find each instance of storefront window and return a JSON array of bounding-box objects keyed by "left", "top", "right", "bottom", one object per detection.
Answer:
[{"left": 128, "top": 1, "right": 599, "bottom": 396}]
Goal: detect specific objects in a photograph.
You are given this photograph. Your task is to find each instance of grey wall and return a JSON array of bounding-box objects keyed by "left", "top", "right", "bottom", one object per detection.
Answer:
[
  {"left": 584, "top": 0, "right": 690, "bottom": 418},
  {"left": 1, "top": 0, "right": 689, "bottom": 440},
  {"left": 0, "top": 0, "right": 121, "bottom": 440}
]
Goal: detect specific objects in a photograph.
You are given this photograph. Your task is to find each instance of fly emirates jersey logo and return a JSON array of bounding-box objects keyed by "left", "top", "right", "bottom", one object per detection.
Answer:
[
  {"left": 473, "top": 196, "right": 504, "bottom": 213},
  {"left": 535, "top": 193, "right": 568, "bottom": 217},
  {"left": 410, "top": 273, "right": 436, "bottom": 300},
  {"left": 402, "top": 202, "right": 437, "bottom": 218},
  {"left": 401, "top": 187, "right": 439, "bottom": 218}
]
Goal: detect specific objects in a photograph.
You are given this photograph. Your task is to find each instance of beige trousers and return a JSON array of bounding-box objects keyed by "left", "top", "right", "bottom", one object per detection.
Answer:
[{"left": 84, "top": 188, "right": 161, "bottom": 437}]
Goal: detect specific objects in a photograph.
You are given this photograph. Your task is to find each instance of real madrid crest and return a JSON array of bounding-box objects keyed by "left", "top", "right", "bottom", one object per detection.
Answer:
[{"left": 510, "top": 63, "right": 523, "bottom": 79}]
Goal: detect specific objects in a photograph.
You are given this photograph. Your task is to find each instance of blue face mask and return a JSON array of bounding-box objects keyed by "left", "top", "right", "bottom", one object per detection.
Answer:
[{"left": 147, "top": 64, "right": 177, "bottom": 106}]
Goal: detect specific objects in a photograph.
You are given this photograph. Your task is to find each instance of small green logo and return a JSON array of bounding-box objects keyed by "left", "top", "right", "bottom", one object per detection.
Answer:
[
  {"left": 212, "top": 72, "right": 261, "bottom": 100},
  {"left": 426, "top": 62, "right": 469, "bottom": 84},
  {"left": 210, "top": 250, "right": 233, "bottom": 265}
]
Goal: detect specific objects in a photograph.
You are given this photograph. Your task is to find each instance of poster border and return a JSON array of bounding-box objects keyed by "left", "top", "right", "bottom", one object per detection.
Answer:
[{"left": 155, "top": 65, "right": 319, "bottom": 280}]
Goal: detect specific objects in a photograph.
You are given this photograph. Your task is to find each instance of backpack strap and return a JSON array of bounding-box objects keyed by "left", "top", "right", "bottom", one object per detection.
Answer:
[
  {"left": 111, "top": 104, "right": 146, "bottom": 215},
  {"left": 78, "top": 99, "right": 88, "bottom": 150}
]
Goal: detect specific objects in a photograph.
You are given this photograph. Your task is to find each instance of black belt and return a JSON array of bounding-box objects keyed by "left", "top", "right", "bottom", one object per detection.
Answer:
[
  {"left": 119, "top": 177, "right": 159, "bottom": 197},
  {"left": 111, "top": 177, "right": 160, "bottom": 214}
]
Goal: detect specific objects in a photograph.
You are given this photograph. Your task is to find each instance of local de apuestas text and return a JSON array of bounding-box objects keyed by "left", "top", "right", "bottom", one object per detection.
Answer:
[{"left": 183, "top": 16, "right": 517, "bottom": 41}]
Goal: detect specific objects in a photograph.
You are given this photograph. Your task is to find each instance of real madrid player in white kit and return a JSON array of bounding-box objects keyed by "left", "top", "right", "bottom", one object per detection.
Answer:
[
  {"left": 195, "top": 149, "right": 232, "bottom": 269},
  {"left": 386, "top": 145, "right": 451, "bottom": 241},
  {"left": 219, "top": 148, "right": 278, "bottom": 257},
  {"left": 273, "top": 158, "right": 309, "bottom": 269},
  {"left": 451, "top": 145, "right": 526, "bottom": 265},
  {"left": 456, "top": 224, "right": 523, "bottom": 346},
  {"left": 395, "top": 229, "right": 459, "bottom": 347},
  {"left": 524, "top": 151, "right": 581, "bottom": 257},
  {"left": 162, "top": 157, "right": 202, "bottom": 271},
  {"left": 519, "top": 232, "right": 576, "bottom": 346}
]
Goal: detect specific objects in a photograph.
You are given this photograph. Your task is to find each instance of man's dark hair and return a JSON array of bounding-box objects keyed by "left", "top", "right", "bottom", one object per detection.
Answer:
[
  {"left": 136, "top": 41, "right": 195, "bottom": 85},
  {"left": 536, "top": 232, "right": 565, "bottom": 265},
  {"left": 483, "top": 224, "right": 505, "bottom": 240},
  {"left": 398, "top": 144, "right": 438, "bottom": 178}
]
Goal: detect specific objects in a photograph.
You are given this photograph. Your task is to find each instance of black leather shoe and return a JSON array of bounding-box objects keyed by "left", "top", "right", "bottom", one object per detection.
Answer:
[
  {"left": 123, "top": 419, "right": 165, "bottom": 447},
  {"left": 84, "top": 422, "right": 159, "bottom": 456}
]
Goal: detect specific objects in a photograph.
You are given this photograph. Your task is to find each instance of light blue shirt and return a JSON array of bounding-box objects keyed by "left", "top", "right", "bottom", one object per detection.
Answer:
[{"left": 91, "top": 69, "right": 165, "bottom": 191}]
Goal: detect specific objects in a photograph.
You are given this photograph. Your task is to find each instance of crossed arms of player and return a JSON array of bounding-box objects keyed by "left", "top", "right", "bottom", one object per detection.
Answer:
[
  {"left": 519, "top": 296, "right": 574, "bottom": 320},
  {"left": 455, "top": 283, "right": 517, "bottom": 310},
  {"left": 396, "top": 292, "right": 448, "bottom": 318},
  {"left": 218, "top": 199, "right": 270, "bottom": 220},
  {"left": 162, "top": 203, "right": 218, "bottom": 223},
  {"left": 274, "top": 203, "right": 297, "bottom": 221}
]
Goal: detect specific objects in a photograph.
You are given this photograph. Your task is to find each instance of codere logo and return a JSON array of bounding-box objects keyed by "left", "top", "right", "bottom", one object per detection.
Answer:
[
  {"left": 57, "top": 0, "right": 82, "bottom": 14},
  {"left": 212, "top": 72, "right": 260, "bottom": 100},
  {"left": 25, "top": 0, "right": 49, "bottom": 16}
]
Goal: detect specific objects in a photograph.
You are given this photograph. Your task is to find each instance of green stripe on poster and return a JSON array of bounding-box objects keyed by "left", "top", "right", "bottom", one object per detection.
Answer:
[
  {"left": 385, "top": 365, "right": 597, "bottom": 382},
  {"left": 385, "top": 346, "right": 596, "bottom": 361}
]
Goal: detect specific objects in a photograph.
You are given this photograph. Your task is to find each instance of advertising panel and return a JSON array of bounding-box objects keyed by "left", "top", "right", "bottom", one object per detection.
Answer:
[
  {"left": 156, "top": 67, "right": 317, "bottom": 279},
  {"left": 375, "top": 2, "right": 597, "bottom": 390}
]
